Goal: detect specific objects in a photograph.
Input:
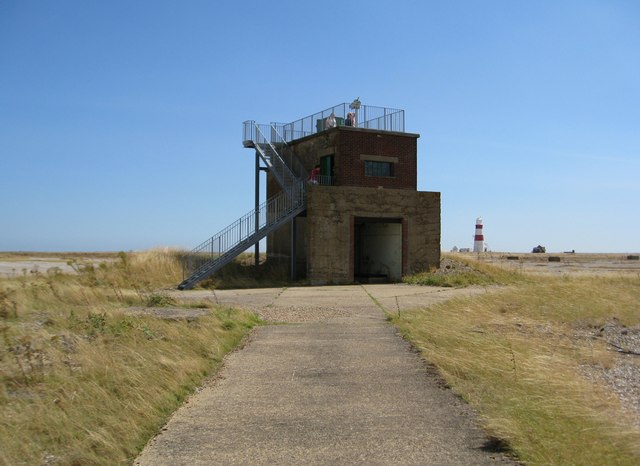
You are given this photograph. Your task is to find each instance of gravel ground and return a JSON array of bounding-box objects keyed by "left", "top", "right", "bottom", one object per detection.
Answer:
[
  {"left": 472, "top": 252, "right": 640, "bottom": 276},
  {"left": 580, "top": 322, "right": 640, "bottom": 428},
  {"left": 256, "top": 305, "right": 353, "bottom": 323}
]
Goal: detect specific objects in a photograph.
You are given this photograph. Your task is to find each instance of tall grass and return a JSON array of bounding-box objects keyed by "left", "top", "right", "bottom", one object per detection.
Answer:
[
  {"left": 392, "top": 273, "right": 640, "bottom": 464},
  {"left": 0, "top": 249, "right": 260, "bottom": 465}
]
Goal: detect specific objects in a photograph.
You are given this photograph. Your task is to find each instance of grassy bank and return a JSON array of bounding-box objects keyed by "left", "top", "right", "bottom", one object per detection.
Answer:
[
  {"left": 403, "top": 254, "right": 525, "bottom": 288},
  {"left": 395, "top": 259, "right": 640, "bottom": 464},
  {"left": 0, "top": 249, "right": 260, "bottom": 465}
]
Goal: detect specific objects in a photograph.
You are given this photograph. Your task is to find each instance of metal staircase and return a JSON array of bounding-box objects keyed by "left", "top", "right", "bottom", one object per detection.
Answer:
[{"left": 178, "top": 123, "right": 306, "bottom": 290}]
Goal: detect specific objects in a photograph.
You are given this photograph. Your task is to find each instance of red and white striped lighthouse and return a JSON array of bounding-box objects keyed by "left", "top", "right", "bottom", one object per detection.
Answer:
[{"left": 473, "top": 217, "right": 484, "bottom": 253}]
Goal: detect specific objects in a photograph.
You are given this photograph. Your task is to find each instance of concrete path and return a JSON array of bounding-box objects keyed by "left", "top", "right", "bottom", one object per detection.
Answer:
[{"left": 136, "top": 284, "right": 512, "bottom": 465}]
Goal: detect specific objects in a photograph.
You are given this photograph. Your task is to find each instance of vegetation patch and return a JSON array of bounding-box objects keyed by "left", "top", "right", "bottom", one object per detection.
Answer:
[
  {"left": 403, "top": 254, "right": 523, "bottom": 287},
  {"left": 0, "top": 249, "right": 260, "bottom": 465},
  {"left": 391, "top": 274, "right": 640, "bottom": 464},
  {"left": 200, "top": 253, "right": 293, "bottom": 289},
  {"left": 145, "top": 292, "right": 177, "bottom": 307}
]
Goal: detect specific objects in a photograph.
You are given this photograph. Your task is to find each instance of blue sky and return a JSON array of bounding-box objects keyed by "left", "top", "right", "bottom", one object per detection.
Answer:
[{"left": 1, "top": 0, "right": 638, "bottom": 253}]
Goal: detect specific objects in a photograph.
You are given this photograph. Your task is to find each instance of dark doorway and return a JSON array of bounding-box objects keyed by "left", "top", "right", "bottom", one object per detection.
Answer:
[{"left": 354, "top": 217, "right": 402, "bottom": 283}]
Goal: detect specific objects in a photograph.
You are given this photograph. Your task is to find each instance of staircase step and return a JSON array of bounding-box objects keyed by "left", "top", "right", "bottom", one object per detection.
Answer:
[{"left": 178, "top": 201, "right": 306, "bottom": 290}]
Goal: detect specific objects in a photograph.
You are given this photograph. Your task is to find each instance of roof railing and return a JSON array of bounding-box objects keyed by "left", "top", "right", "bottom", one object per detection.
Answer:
[{"left": 244, "top": 102, "right": 405, "bottom": 144}]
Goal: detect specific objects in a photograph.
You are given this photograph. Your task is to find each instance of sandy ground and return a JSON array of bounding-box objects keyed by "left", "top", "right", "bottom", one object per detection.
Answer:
[
  {"left": 0, "top": 256, "right": 115, "bottom": 277},
  {"left": 464, "top": 252, "right": 640, "bottom": 276},
  {"left": 0, "top": 258, "right": 77, "bottom": 277}
]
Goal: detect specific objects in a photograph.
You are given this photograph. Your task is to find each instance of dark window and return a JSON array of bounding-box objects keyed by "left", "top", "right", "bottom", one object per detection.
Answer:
[{"left": 364, "top": 160, "right": 394, "bottom": 177}]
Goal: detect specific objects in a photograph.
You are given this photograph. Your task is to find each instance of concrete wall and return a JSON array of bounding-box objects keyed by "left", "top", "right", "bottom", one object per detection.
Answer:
[
  {"left": 265, "top": 215, "right": 307, "bottom": 278},
  {"left": 306, "top": 185, "right": 440, "bottom": 285}
]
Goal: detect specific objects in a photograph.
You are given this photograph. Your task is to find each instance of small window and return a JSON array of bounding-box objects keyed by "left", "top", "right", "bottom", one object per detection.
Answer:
[{"left": 364, "top": 160, "right": 394, "bottom": 177}]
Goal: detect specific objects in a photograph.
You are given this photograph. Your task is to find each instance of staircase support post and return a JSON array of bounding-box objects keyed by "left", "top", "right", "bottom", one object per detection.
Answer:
[
  {"left": 254, "top": 150, "right": 260, "bottom": 268},
  {"left": 290, "top": 216, "right": 296, "bottom": 280}
]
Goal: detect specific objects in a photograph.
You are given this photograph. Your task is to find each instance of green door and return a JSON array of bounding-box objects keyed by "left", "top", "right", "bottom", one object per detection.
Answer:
[{"left": 320, "top": 155, "right": 334, "bottom": 185}]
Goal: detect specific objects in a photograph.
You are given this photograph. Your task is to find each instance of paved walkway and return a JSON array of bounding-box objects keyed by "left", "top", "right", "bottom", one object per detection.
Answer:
[{"left": 135, "top": 284, "right": 512, "bottom": 465}]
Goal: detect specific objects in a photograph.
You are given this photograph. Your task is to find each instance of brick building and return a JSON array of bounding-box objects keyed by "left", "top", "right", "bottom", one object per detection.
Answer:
[
  {"left": 268, "top": 122, "right": 440, "bottom": 284},
  {"left": 178, "top": 102, "right": 441, "bottom": 290}
]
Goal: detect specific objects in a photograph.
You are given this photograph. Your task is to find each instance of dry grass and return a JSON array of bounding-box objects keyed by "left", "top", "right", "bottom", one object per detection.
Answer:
[
  {"left": 392, "top": 272, "right": 640, "bottom": 464},
  {"left": 403, "top": 254, "right": 525, "bottom": 288},
  {"left": 0, "top": 249, "right": 260, "bottom": 465},
  {"left": 199, "top": 253, "right": 293, "bottom": 289}
]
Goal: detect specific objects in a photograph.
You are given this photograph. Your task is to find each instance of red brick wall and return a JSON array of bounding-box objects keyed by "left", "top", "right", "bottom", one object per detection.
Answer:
[
  {"left": 287, "top": 127, "right": 419, "bottom": 190},
  {"left": 335, "top": 128, "right": 418, "bottom": 190}
]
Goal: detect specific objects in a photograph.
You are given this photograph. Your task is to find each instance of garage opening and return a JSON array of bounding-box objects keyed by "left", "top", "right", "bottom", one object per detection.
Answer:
[{"left": 354, "top": 217, "right": 402, "bottom": 283}]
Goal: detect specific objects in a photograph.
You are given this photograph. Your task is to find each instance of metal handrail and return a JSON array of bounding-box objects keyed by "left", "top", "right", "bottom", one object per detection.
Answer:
[
  {"left": 252, "top": 123, "right": 303, "bottom": 195},
  {"left": 244, "top": 103, "right": 406, "bottom": 145},
  {"left": 278, "top": 103, "right": 405, "bottom": 142},
  {"left": 268, "top": 123, "right": 308, "bottom": 180},
  {"left": 307, "top": 174, "right": 334, "bottom": 186},
  {"left": 358, "top": 110, "right": 405, "bottom": 132},
  {"left": 182, "top": 180, "right": 306, "bottom": 279}
]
